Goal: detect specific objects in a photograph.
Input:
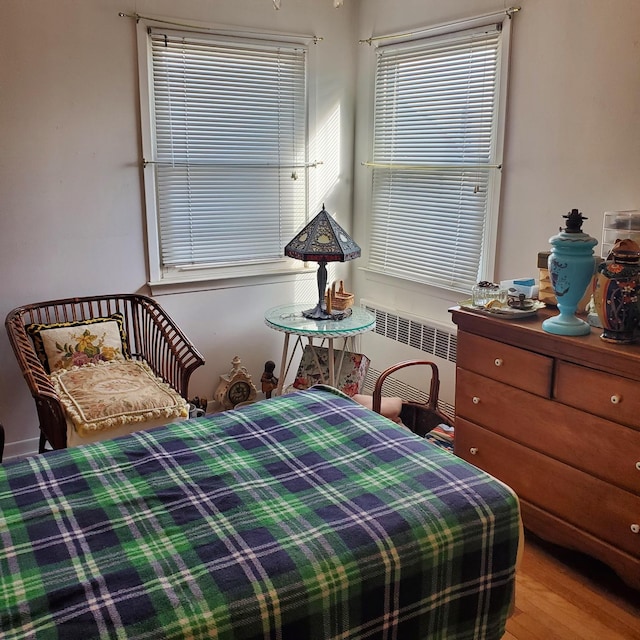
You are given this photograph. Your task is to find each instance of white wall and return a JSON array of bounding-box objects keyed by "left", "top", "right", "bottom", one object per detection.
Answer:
[
  {"left": 2, "top": 0, "right": 639, "bottom": 457},
  {"left": 0, "top": 0, "right": 358, "bottom": 457},
  {"left": 352, "top": 0, "right": 640, "bottom": 327}
]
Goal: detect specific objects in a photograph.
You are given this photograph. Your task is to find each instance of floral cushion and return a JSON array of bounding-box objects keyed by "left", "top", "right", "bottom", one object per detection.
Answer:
[
  {"left": 26, "top": 315, "right": 128, "bottom": 372},
  {"left": 50, "top": 359, "right": 188, "bottom": 437},
  {"left": 293, "top": 345, "right": 370, "bottom": 396}
]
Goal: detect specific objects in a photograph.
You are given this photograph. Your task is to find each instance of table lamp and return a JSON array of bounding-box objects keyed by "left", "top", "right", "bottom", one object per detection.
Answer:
[{"left": 285, "top": 206, "right": 361, "bottom": 320}]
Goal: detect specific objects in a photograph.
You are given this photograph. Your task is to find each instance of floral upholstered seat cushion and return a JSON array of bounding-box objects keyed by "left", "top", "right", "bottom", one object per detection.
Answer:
[{"left": 50, "top": 360, "right": 188, "bottom": 437}]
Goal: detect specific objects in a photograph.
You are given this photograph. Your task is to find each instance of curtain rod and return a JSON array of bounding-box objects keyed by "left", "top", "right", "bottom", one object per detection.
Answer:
[
  {"left": 362, "top": 162, "right": 502, "bottom": 171},
  {"left": 118, "top": 12, "right": 322, "bottom": 44},
  {"left": 359, "top": 6, "right": 520, "bottom": 46},
  {"left": 143, "top": 159, "right": 323, "bottom": 169}
]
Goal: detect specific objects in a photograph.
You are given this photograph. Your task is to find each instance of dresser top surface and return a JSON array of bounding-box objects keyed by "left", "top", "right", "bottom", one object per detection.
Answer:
[{"left": 450, "top": 306, "right": 640, "bottom": 381}]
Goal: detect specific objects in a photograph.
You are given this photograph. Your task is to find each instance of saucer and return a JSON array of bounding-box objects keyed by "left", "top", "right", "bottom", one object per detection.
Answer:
[{"left": 459, "top": 299, "right": 545, "bottom": 319}]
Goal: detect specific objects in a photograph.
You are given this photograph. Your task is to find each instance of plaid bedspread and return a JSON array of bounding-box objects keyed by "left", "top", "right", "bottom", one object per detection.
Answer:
[{"left": 0, "top": 386, "right": 520, "bottom": 639}]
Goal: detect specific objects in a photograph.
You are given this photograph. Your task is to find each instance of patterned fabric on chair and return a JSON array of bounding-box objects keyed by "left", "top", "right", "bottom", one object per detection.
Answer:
[{"left": 6, "top": 294, "right": 205, "bottom": 452}]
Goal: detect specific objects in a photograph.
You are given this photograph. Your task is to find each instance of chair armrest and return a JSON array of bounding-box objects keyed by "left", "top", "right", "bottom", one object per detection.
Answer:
[
  {"left": 132, "top": 296, "right": 205, "bottom": 398},
  {"left": 5, "top": 311, "right": 67, "bottom": 449},
  {"left": 5, "top": 311, "right": 57, "bottom": 401},
  {"left": 372, "top": 360, "right": 440, "bottom": 415},
  {"left": 372, "top": 360, "right": 453, "bottom": 437}
]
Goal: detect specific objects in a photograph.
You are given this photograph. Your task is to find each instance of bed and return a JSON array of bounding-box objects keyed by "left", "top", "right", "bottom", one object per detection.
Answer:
[{"left": 0, "top": 386, "right": 521, "bottom": 639}]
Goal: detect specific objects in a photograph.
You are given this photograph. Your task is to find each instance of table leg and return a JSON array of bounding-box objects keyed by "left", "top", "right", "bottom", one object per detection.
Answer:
[
  {"left": 334, "top": 337, "right": 349, "bottom": 385},
  {"left": 328, "top": 338, "right": 335, "bottom": 387},
  {"left": 276, "top": 333, "right": 290, "bottom": 396}
]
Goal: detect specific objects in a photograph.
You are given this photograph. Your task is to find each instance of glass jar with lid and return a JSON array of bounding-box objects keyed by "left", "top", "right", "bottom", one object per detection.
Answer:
[{"left": 471, "top": 281, "right": 507, "bottom": 308}]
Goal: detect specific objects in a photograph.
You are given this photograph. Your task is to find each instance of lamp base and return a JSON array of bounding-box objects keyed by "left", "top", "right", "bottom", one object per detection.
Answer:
[
  {"left": 302, "top": 303, "right": 352, "bottom": 321},
  {"left": 541, "top": 312, "right": 591, "bottom": 336}
]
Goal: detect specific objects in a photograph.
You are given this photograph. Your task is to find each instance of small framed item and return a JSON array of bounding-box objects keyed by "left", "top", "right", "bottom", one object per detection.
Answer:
[{"left": 214, "top": 356, "right": 258, "bottom": 410}]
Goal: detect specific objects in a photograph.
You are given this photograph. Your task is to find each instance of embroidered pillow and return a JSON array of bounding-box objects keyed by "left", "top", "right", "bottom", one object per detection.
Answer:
[
  {"left": 26, "top": 314, "right": 129, "bottom": 373},
  {"left": 49, "top": 359, "right": 188, "bottom": 436}
]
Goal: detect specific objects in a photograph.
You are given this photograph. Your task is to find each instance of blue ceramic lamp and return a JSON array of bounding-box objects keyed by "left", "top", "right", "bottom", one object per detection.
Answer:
[{"left": 542, "top": 209, "right": 598, "bottom": 336}]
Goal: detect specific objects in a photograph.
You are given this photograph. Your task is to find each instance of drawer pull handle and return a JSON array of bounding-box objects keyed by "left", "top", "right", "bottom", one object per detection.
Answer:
[
  {"left": 469, "top": 447, "right": 478, "bottom": 455},
  {"left": 494, "top": 358, "right": 503, "bottom": 367},
  {"left": 472, "top": 396, "right": 480, "bottom": 404},
  {"left": 636, "top": 462, "right": 640, "bottom": 472},
  {"left": 631, "top": 524, "right": 640, "bottom": 534},
  {"left": 610, "top": 394, "right": 622, "bottom": 404}
]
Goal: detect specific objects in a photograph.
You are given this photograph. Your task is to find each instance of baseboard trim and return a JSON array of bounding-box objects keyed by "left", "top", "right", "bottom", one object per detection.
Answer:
[{"left": 3, "top": 437, "right": 40, "bottom": 462}]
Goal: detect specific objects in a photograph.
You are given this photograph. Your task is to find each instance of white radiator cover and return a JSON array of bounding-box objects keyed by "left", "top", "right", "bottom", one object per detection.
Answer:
[{"left": 357, "top": 300, "right": 457, "bottom": 421}]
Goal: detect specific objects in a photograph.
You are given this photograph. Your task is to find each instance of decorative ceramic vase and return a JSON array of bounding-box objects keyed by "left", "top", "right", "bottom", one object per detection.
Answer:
[
  {"left": 542, "top": 209, "right": 598, "bottom": 336},
  {"left": 592, "top": 238, "right": 640, "bottom": 343}
]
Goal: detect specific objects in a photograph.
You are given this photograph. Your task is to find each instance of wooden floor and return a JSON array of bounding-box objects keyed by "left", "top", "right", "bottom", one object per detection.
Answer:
[{"left": 504, "top": 532, "right": 640, "bottom": 639}]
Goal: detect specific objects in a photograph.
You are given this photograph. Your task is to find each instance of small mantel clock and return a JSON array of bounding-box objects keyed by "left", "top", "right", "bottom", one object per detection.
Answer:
[{"left": 214, "top": 356, "right": 258, "bottom": 410}]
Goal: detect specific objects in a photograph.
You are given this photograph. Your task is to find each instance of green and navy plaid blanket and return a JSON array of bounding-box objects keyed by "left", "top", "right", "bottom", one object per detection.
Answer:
[{"left": 0, "top": 387, "right": 520, "bottom": 639}]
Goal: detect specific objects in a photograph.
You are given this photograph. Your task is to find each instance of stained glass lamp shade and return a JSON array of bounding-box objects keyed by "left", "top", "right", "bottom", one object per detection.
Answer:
[{"left": 285, "top": 206, "right": 361, "bottom": 320}]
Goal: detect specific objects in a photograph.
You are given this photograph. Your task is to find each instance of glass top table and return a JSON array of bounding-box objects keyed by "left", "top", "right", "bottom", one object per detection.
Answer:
[
  {"left": 264, "top": 303, "right": 376, "bottom": 395},
  {"left": 264, "top": 303, "right": 376, "bottom": 337}
]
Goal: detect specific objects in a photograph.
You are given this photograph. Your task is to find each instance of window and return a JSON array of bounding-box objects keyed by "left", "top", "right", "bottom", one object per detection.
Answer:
[
  {"left": 366, "top": 16, "right": 512, "bottom": 293},
  {"left": 137, "top": 22, "right": 309, "bottom": 285}
]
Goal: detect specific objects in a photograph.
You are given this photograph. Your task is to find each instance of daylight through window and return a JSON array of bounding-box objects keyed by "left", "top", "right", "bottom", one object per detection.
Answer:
[
  {"left": 139, "top": 25, "right": 309, "bottom": 283},
  {"left": 367, "top": 19, "right": 511, "bottom": 293}
]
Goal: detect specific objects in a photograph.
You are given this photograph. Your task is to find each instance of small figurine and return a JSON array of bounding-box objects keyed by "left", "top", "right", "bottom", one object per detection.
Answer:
[{"left": 261, "top": 360, "right": 279, "bottom": 399}]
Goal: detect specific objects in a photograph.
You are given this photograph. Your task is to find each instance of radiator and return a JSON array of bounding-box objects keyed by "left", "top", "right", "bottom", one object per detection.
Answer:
[{"left": 358, "top": 300, "right": 457, "bottom": 422}]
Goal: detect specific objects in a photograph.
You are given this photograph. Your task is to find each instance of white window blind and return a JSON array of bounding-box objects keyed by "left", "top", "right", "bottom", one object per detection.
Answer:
[
  {"left": 146, "top": 28, "right": 308, "bottom": 277},
  {"left": 367, "top": 22, "right": 508, "bottom": 292}
]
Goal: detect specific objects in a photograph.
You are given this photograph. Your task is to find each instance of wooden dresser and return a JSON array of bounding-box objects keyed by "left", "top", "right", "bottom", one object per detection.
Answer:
[{"left": 450, "top": 306, "right": 640, "bottom": 590}]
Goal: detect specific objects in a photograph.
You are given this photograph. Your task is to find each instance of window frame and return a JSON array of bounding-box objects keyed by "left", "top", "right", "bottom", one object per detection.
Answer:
[
  {"left": 362, "top": 13, "right": 513, "bottom": 295},
  {"left": 136, "top": 18, "right": 316, "bottom": 290}
]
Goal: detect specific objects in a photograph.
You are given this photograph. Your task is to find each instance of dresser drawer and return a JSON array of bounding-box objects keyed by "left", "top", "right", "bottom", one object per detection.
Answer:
[
  {"left": 555, "top": 360, "right": 640, "bottom": 429},
  {"left": 457, "top": 331, "right": 553, "bottom": 397},
  {"left": 455, "top": 419, "right": 640, "bottom": 558},
  {"left": 455, "top": 368, "right": 640, "bottom": 495}
]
